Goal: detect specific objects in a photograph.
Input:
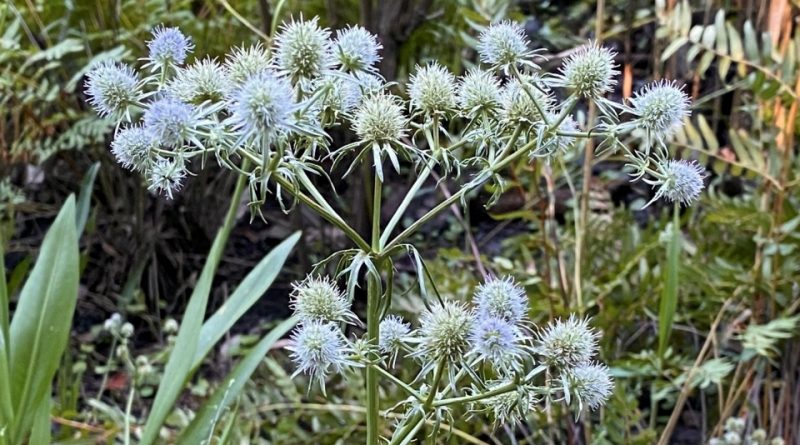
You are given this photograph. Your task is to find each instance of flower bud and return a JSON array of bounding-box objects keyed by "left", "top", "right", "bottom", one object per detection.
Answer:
[
  {"left": 85, "top": 61, "right": 140, "bottom": 118},
  {"left": 457, "top": 69, "right": 502, "bottom": 118},
  {"left": 408, "top": 62, "right": 456, "bottom": 115},
  {"left": 288, "top": 321, "right": 352, "bottom": 393},
  {"left": 168, "top": 58, "right": 230, "bottom": 103},
  {"left": 415, "top": 300, "right": 474, "bottom": 363},
  {"left": 111, "top": 126, "right": 156, "bottom": 171},
  {"left": 628, "top": 79, "right": 690, "bottom": 137},
  {"left": 650, "top": 159, "right": 706, "bottom": 206},
  {"left": 473, "top": 275, "right": 527, "bottom": 325},
  {"left": 333, "top": 25, "right": 382, "bottom": 73},
  {"left": 558, "top": 41, "right": 618, "bottom": 98},
  {"left": 352, "top": 93, "right": 407, "bottom": 144},
  {"left": 147, "top": 26, "right": 193, "bottom": 67},
  {"left": 568, "top": 362, "right": 613, "bottom": 411},
  {"left": 224, "top": 44, "right": 272, "bottom": 85},
  {"left": 537, "top": 315, "right": 598, "bottom": 369},
  {"left": 379, "top": 315, "right": 411, "bottom": 366},
  {"left": 273, "top": 17, "right": 332, "bottom": 83},
  {"left": 290, "top": 275, "right": 355, "bottom": 324},
  {"left": 477, "top": 21, "right": 534, "bottom": 70}
]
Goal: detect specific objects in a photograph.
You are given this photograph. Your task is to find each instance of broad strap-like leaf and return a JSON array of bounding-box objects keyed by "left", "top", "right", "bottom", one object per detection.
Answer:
[
  {"left": 75, "top": 162, "right": 100, "bottom": 237},
  {"left": 8, "top": 196, "right": 79, "bottom": 443},
  {"left": 178, "top": 316, "right": 298, "bottom": 444},
  {"left": 192, "top": 231, "right": 300, "bottom": 369}
]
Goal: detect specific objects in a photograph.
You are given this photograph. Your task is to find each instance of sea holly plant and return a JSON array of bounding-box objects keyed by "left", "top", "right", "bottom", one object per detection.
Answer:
[{"left": 86, "top": 17, "right": 705, "bottom": 443}]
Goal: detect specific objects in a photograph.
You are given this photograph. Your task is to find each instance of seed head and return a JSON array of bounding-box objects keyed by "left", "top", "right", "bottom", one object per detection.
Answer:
[
  {"left": 226, "top": 70, "right": 296, "bottom": 142},
  {"left": 333, "top": 25, "right": 382, "bottom": 72},
  {"left": 224, "top": 44, "right": 273, "bottom": 85},
  {"left": 537, "top": 315, "right": 598, "bottom": 369},
  {"left": 558, "top": 42, "right": 618, "bottom": 98},
  {"left": 143, "top": 97, "right": 197, "bottom": 147},
  {"left": 457, "top": 68, "right": 502, "bottom": 117},
  {"left": 147, "top": 26, "right": 193, "bottom": 66},
  {"left": 168, "top": 58, "right": 230, "bottom": 103},
  {"left": 111, "top": 125, "right": 156, "bottom": 171},
  {"left": 651, "top": 159, "right": 706, "bottom": 206},
  {"left": 568, "top": 362, "right": 614, "bottom": 411},
  {"left": 629, "top": 79, "right": 691, "bottom": 137},
  {"left": 500, "top": 77, "right": 551, "bottom": 127},
  {"left": 147, "top": 157, "right": 186, "bottom": 199},
  {"left": 416, "top": 300, "right": 474, "bottom": 362},
  {"left": 288, "top": 321, "right": 352, "bottom": 393},
  {"left": 290, "top": 275, "right": 354, "bottom": 323},
  {"left": 408, "top": 62, "right": 457, "bottom": 115},
  {"left": 352, "top": 93, "right": 406, "bottom": 144},
  {"left": 477, "top": 21, "right": 534, "bottom": 70},
  {"left": 85, "top": 61, "right": 140, "bottom": 118},
  {"left": 379, "top": 314, "right": 411, "bottom": 365},
  {"left": 274, "top": 17, "right": 333, "bottom": 83},
  {"left": 469, "top": 315, "right": 525, "bottom": 373},
  {"left": 473, "top": 275, "right": 527, "bottom": 325}
]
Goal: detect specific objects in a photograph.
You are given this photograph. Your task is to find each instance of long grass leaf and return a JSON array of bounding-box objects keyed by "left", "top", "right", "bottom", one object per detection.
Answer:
[{"left": 658, "top": 204, "right": 681, "bottom": 359}]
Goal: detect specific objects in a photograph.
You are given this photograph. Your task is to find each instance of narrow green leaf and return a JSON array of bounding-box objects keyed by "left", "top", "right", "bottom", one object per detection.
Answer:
[
  {"left": 75, "top": 162, "right": 100, "bottom": 237},
  {"left": 29, "top": 396, "right": 50, "bottom": 445},
  {"left": 658, "top": 204, "right": 681, "bottom": 360},
  {"left": 178, "top": 316, "right": 298, "bottom": 444},
  {"left": 661, "top": 37, "right": 687, "bottom": 61},
  {"left": 8, "top": 196, "right": 78, "bottom": 443},
  {"left": 743, "top": 21, "right": 760, "bottom": 62},
  {"left": 714, "top": 10, "right": 727, "bottom": 55},
  {"left": 192, "top": 232, "right": 300, "bottom": 369},
  {"left": 696, "top": 115, "right": 719, "bottom": 152},
  {"left": 0, "top": 237, "right": 8, "bottom": 352}
]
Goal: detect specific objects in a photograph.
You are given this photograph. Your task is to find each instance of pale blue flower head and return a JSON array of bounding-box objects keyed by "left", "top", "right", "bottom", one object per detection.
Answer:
[
  {"left": 143, "top": 97, "right": 197, "bottom": 147},
  {"left": 168, "top": 58, "right": 230, "bottom": 103},
  {"left": 628, "top": 79, "right": 691, "bottom": 137},
  {"left": 568, "top": 362, "right": 614, "bottom": 411},
  {"left": 111, "top": 125, "right": 156, "bottom": 171},
  {"left": 457, "top": 68, "right": 502, "bottom": 118},
  {"left": 226, "top": 70, "right": 296, "bottom": 142},
  {"left": 649, "top": 159, "right": 706, "bottom": 206},
  {"left": 408, "top": 62, "right": 457, "bottom": 115},
  {"left": 288, "top": 321, "right": 352, "bottom": 393},
  {"left": 315, "top": 74, "right": 362, "bottom": 116},
  {"left": 85, "top": 61, "right": 140, "bottom": 118},
  {"left": 290, "top": 275, "right": 355, "bottom": 324},
  {"left": 415, "top": 300, "right": 474, "bottom": 363},
  {"left": 500, "top": 77, "right": 552, "bottom": 127},
  {"left": 558, "top": 41, "right": 618, "bottom": 98},
  {"left": 333, "top": 25, "right": 382, "bottom": 72},
  {"left": 477, "top": 21, "right": 536, "bottom": 71},
  {"left": 352, "top": 93, "right": 407, "bottom": 144},
  {"left": 224, "top": 44, "right": 273, "bottom": 85},
  {"left": 537, "top": 315, "right": 598, "bottom": 369},
  {"left": 379, "top": 314, "right": 411, "bottom": 366},
  {"left": 469, "top": 315, "right": 525, "bottom": 373},
  {"left": 147, "top": 157, "right": 186, "bottom": 199},
  {"left": 274, "top": 17, "right": 333, "bottom": 83},
  {"left": 147, "top": 26, "right": 193, "bottom": 66},
  {"left": 473, "top": 275, "right": 528, "bottom": 325}
]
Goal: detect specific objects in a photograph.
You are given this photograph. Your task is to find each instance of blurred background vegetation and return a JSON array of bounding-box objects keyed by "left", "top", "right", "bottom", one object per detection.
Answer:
[{"left": 1, "top": 0, "right": 799, "bottom": 443}]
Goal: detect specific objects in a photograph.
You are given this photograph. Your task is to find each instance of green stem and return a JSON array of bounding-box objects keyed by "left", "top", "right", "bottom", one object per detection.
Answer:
[
  {"left": 366, "top": 172, "right": 383, "bottom": 445},
  {"left": 432, "top": 379, "right": 518, "bottom": 408},
  {"left": 512, "top": 64, "right": 551, "bottom": 127},
  {"left": 389, "top": 413, "right": 424, "bottom": 445},
  {"left": 370, "top": 364, "right": 424, "bottom": 401},
  {"left": 424, "top": 360, "right": 446, "bottom": 409},
  {"left": 382, "top": 139, "right": 533, "bottom": 253},
  {"left": 123, "top": 385, "right": 136, "bottom": 445}
]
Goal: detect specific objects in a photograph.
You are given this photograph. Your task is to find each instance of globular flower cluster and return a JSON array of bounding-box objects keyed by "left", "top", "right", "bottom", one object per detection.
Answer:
[
  {"left": 408, "top": 62, "right": 457, "bottom": 116},
  {"left": 708, "top": 417, "right": 785, "bottom": 445},
  {"left": 556, "top": 41, "right": 618, "bottom": 98}
]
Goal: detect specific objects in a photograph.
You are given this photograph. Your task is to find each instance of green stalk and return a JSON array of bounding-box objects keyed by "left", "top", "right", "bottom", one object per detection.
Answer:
[
  {"left": 366, "top": 172, "right": 383, "bottom": 445},
  {"left": 432, "top": 379, "right": 517, "bottom": 407},
  {"left": 123, "top": 386, "right": 135, "bottom": 445},
  {"left": 382, "top": 139, "right": 533, "bottom": 253}
]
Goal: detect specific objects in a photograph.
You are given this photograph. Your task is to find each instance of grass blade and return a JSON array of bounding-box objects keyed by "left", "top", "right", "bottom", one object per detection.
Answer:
[
  {"left": 139, "top": 174, "right": 247, "bottom": 445},
  {"left": 192, "top": 231, "right": 300, "bottom": 369},
  {"left": 658, "top": 203, "right": 681, "bottom": 360},
  {"left": 75, "top": 162, "right": 100, "bottom": 237},
  {"left": 8, "top": 196, "right": 78, "bottom": 443},
  {"left": 178, "top": 316, "right": 298, "bottom": 444}
]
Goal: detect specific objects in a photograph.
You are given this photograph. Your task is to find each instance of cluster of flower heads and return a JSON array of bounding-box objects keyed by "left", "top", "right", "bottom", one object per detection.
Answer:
[
  {"left": 286, "top": 274, "right": 613, "bottom": 424},
  {"left": 86, "top": 18, "right": 706, "bottom": 207},
  {"left": 708, "top": 417, "right": 785, "bottom": 445}
]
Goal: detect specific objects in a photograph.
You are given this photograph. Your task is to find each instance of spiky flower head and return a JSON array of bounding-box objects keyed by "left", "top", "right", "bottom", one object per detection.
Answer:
[
  {"left": 479, "top": 381, "right": 538, "bottom": 426},
  {"left": 352, "top": 93, "right": 406, "bottom": 144},
  {"left": 533, "top": 113, "right": 578, "bottom": 158},
  {"left": 147, "top": 26, "right": 193, "bottom": 67},
  {"left": 770, "top": 439, "right": 785, "bottom": 445},
  {"left": 477, "top": 21, "right": 535, "bottom": 71},
  {"left": 469, "top": 316, "right": 525, "bottom": 373},
  {"left": 723, "top": 432, "right": 743, "bottom": 445},
  {"left": 650, "top": 159, "right": 706, "bottom": 206},
  {"left": 168, "top": 58, "right": 230, "bottom": 103},
  {"left": 111, "top": 126, "right": 156, "bottom": 171},
  {"left": 500, "top": 77, "right": 552, "bottom": 127},
  {"left": 568, "top": 362, "right": 613, "bottom": 411},
  {"left": 628, "top": 79, "right": 691, "bottom": 137},
  {"left": 379, "top": 315, "right": 411, "bottom": 365},
  {"left": 408, "top": 62, "right": 457, "bottom": 115},
  {"left": 473, "top": 275, "right": 527, "bottom": 325},
  {"left": 333, "top": 25, "right": 382, "bottom": 72},
  {"left": 288, "top": 321, "right": 351, "bottom": 393},
  {"left": 85, "top": 61, "right": 140, "bottom": 119},
  {"left": 725, "top": 417, "right": 746, "bottom": 435},
  {"left": 274, "top": 17, "right": 333, "bottom": 83},
  {"left": 416, "top": 300, "right": 474, "bottom": 362},
  {"left": 749, "top": 429, "right": 768, "bottom": 445},
  {"left": 224, "top": 44, "right": 273, "bottom": 85},
  {"left": 537, "top": 315, "right": 598, "bottom": 369},
  {"left": 315, "top": 74, "right": 362, "bottom": 116},
  {"left": 290, "top": 275, "right": 355, "bottom": 323},
  {"left": 147, "top": 157, "right": 186, "bottom": 199},
  {"left": 558, "top": 42, "right": 618, "bottom": 98},
  {"left": 457, "top": 69, "right": 502, "bottom": 118},
  {"left": 143, "top": 97, "right": 197, "bottom": 147},
  {"left": 353, "top": 72, "right": 386, "bottom": 97},
  {"left": 226, "top": 70, "right": 296, "bottom": 142}
]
